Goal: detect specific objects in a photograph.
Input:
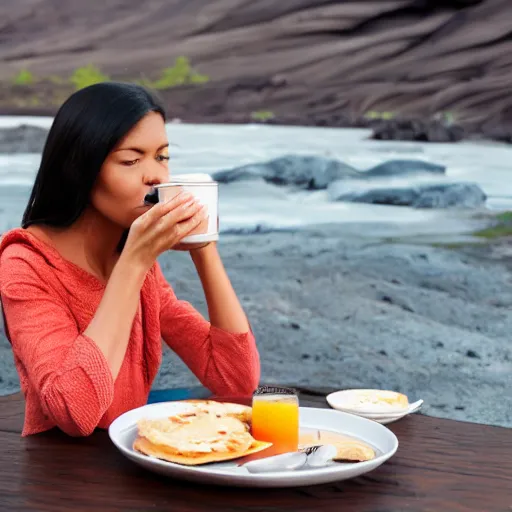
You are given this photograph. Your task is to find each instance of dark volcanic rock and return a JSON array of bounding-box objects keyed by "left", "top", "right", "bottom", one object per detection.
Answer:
[
  {"left": 214, "top": 157, "right": 446, "bottom": 189},
  {"left": 413, "top": 183, "right": 486, "bottom": 208},
  {"left": 0, "top": 125, "right": 48, "bottom": 153},
  {"left": 328, "top": 182, "right": 487, "bottom": 209},
  {"left": 213, "top": 155, "right": 359, "bottom": 189},
  {"left": 2, "top": 0, "right": 512, "bottom": 140},
  {"left": 330, "top": 185, "right": 419, "bottom": 207},
  {"left": 364, "top": 160, "right": 446, "bottom": 178},
  {"left": 371, "top": 119, "right": 465, "bottom": 143}
]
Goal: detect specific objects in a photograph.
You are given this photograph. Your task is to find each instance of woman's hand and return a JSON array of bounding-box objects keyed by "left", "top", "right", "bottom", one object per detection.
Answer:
[{"left": 123, "top": 191, "right": 207, "bottom": 271}]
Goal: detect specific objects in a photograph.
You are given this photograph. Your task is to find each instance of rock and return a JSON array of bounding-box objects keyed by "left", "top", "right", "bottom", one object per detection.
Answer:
[
  {"left": 364, "top": 159, "right": 446, "bottom": 178},
  {"left": 480, "top": 123, "right": 512, "bottom": 144},
  {"left": 413, "top": 183, "right": 486, "bottom": 208},
  {"left": 0, "top": 125, "right": 49, "bottom": 153},
  {"left": 328, "top": 181, "right": 486, "bottom": 209},
  {"left": 371, "top": 119, "right": 465, "bottom": 143},
  {"left": 213, "top": 155, "right": 359, "bottom": 189},
  {"left": 328, "top": 182, "right": 417, "bottom": 206},
  {"left": 214, "top": 156, "right": 447, "bottom": 189},
  {"left": 466, "top": 349, "right": 481, "bottom": 359},
  {"left": 3, "top": 0, "right": 512, "bottom": 143},
  {"left": 212, "top": 165, "right": 267, "bottom": 184}
]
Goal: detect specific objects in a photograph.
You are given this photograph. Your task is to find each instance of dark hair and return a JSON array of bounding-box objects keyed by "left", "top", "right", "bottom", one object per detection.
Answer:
[{"left": 22, "top": 82, "right": 166, "bottom": 229}]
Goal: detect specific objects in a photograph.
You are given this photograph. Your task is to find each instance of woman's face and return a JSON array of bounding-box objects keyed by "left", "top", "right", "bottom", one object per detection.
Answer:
[{"left": 91, "top": 111, "right": 170, "bottom": 228}]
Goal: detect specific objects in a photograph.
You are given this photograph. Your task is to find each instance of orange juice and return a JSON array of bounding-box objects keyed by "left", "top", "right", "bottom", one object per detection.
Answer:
[{"left": 251, "top": 391, "right": 299, "bottom": 455}]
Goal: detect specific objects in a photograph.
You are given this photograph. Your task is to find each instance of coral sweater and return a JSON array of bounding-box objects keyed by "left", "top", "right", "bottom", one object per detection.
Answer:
[{"left": 0, "top": 229, "right": 260, "bottom": 437}]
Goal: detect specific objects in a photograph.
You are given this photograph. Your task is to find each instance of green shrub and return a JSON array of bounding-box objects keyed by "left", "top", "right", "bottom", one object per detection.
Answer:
[
  {"left": 442, "top": 111, "right": 456, "bottom": 124},
  {"left": 474, "top": 211, "right": 512, "bottom": 239},
  {"left": 152, "top": 57, "right": 209, "bottom": 89},
  {"left": 364, "top": 111, "right": 395, "bottom": 120},
  {"left": 250, "top": 110, "right": 275, "bottom": 122},
  {"left": 496, "top": 211, "right": 512, "bottom": 223},
  {"left": 70, "top": 65, "right": 109, "bottom": 90},
  {"left": 13, "top": 70, "right": 34, "bottom": 86},
  {"left": 189, "top": 72, "right": 210, "bottom": 84}
]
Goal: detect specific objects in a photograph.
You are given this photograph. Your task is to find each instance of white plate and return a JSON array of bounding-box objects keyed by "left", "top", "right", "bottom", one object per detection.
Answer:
[
  {"left": 329, "top": 399, "right": 424, "bottom": 425},
  {"left": 345, "top": 399, "right": 424, "bottom": 419},
  {"left": 108, "top": 401, "right": 398, "bottom": 488},
  {"left": 326, "top": 389, "right": 411, "bottom": 415}
]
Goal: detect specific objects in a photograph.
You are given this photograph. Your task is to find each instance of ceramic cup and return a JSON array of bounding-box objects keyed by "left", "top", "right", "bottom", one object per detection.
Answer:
[{"left": 154, "top": 173, "right": 219, "bottom": 244}]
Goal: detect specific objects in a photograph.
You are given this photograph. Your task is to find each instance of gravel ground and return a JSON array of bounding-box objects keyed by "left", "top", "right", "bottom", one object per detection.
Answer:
[{"left": 0, "top": 188, "right": 510, "bottom": 428}]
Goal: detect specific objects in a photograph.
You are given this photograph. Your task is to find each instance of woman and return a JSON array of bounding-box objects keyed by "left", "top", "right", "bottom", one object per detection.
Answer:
[{"left": 0, "top": 82, "right": 260, "bottom": 437}]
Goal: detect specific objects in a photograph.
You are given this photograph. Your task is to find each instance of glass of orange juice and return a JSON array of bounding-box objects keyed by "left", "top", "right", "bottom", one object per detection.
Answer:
[{"left": 251, "top": 386, "right": 299, "bottom": 455}]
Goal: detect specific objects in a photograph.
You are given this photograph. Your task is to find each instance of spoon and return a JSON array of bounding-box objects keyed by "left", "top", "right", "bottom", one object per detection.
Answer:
[
  {"left": 302, "top": 444, "right": 338, "bottom": 468},
  {"left": 242, "top": 452, "right": 307, "bottom": 474}
]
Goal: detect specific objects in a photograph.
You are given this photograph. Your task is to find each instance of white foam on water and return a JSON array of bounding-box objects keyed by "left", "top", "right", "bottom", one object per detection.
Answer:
[{"left": 1, "top": 117, "right": 512, "bottom": 235}]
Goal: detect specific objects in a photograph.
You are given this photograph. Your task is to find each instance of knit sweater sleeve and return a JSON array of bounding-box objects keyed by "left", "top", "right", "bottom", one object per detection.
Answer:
[
  {"left": 155, "top": 263, "right": 260, "bottom": 396},
  {"left": 0, "top": 249, "right": 114, "bottom": 436}
]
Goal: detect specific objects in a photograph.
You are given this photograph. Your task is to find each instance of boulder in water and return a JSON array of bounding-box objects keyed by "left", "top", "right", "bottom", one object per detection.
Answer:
[
  {"left": 364, "top": 159, "right": 446, "bottom": 178},
  {"left": 213, "top": 155, "right": 359, "bottom": 189},
  {"left": 328, "top": 181, "right": 486, "bottom": 209},
  {"left": 371, "top": 119, "right": 465, "bottom": 143},
  {"left": 413, "top": 183, "right": 486, "bottom": 209},
  {"left": 0, "top": 124, "right": 49, "bottom": 153},
  {"left": 212, "top": 165, "right": 267, "bottom": 184}
]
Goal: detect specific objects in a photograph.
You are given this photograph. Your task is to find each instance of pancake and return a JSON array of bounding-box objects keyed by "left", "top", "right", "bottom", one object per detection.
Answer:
[
  {"left": 299, "top": 429, "right": 376, "bottom": 462},
  {"left": 133, "top": 407, "right": 270, "bottom": 466},
  {"left": 182, "top": 400, "right": 252, "bottom": 424},
  {"left": 133, "top": 435, "right": 271, "bottom": 466},
  {"left": 337, "top": 390, "right": 409, "bottom": 412}
]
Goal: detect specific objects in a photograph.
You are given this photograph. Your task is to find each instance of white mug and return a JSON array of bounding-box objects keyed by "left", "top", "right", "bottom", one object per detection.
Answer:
[{"left": 155, "top": 174, "right": 219, "bottom": 244}]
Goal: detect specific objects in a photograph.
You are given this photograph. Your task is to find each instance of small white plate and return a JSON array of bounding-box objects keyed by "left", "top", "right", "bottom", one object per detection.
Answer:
[
  {"left": 350, "top": 400, "right": 424, "bottom": 418},
  {"left": 367, "top": 402, "right": 423, "bottom": 425},
  {"left": 326, "top": 389, "right": 411, "bottom": 415},
  {"left": 327, "top": 392, "right": 424, "bottom": 425},
  {"left": 108, "top": 402, "right": 398, "bottom": 488}
]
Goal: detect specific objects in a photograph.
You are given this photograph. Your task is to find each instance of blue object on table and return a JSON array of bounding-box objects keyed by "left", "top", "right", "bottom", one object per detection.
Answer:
[{"left": 147, "top": 386, "right": 211, "bottom": 404}]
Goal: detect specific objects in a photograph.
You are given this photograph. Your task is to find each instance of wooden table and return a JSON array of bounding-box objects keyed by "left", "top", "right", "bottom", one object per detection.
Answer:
[{"left": 1, "top": 388, "right": 511, "bottom": 512}]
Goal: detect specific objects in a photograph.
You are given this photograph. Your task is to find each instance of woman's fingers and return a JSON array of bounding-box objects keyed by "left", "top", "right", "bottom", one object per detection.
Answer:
[
  {"left": 167, "top": 206, "right": 208, "bottom": 245},
  {"left": 145, "top": 190, "right": 193, "bottom": 223},
  {"left": 131, "top": 190, "right": 208, "bottom": 255},
  {"left": 158, "top": 197, "right": 203, "bottom": 231},
  {"left": 178, "top": 205, "right": 208, "bottom": 235}
]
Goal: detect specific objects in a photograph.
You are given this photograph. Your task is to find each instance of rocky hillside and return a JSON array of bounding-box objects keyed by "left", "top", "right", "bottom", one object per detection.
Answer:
[{"left": 2, "top": 0, "right": 512, "bottom": 135}]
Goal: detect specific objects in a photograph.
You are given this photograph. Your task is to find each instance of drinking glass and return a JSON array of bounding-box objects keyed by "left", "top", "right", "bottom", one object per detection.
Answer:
[{"left": 251, "top": 386, "right": 299, "bottom": 455}]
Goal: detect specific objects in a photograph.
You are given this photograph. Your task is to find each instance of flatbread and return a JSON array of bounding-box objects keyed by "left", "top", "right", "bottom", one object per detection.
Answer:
[
  {"left": 137, "top": 413, "right": 250, "bottom": 453},
  {"left": 352, "top": 390, "right": 409, "bottom": 410},
  {"left": 134, "top": 435, "right": 271, "bottom": 466},
  {"left": 299, "top": 429, "right": 375, "bottom": 462},
  {"left": 182, "top": 399, "right": 252, "bottom": 424},
  {"left": 133, "top": 405, "right": 269, "bottom": 466}
]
